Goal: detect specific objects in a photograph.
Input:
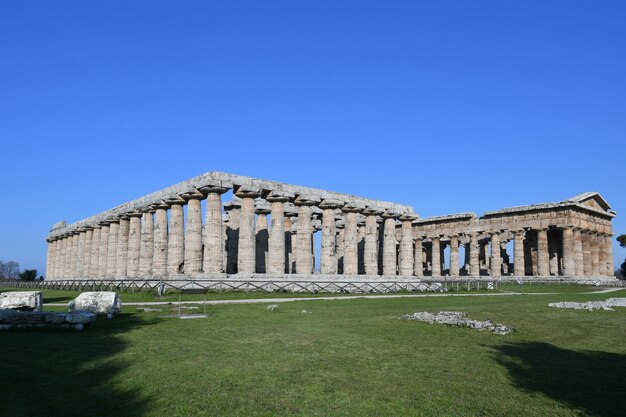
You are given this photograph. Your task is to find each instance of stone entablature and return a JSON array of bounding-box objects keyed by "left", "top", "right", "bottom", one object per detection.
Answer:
[{"left": 44, "top": 173, "right": 616, "bottom": 282}]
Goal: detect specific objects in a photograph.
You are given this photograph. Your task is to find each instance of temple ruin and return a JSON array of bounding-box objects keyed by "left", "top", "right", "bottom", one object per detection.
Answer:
[{"left": 44, "top": 172, "right": 616, "bottom": 284}]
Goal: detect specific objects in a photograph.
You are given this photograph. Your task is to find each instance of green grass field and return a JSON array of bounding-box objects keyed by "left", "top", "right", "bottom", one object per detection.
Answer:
[{"left": 1, "top": 285, "right": 624, "bottom": 417}]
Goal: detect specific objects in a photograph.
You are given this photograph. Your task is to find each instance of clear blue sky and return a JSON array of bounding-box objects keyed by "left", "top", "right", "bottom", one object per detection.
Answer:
[{"left": 1, "top": 1, "right": 624, "bottom": 275}]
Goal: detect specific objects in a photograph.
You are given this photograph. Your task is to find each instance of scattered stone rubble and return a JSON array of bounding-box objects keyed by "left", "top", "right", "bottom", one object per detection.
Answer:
[
  {"left": 0, "top": 290, "right": 120, "bottom": 330},
  {"left": 69, "top": 291, "right": 121, "bottom": 318},
  {"left": 0, "top": 291, "right": 43, "bottom": 311},
  {"left": 400, "top": 311, "right": 513, "bottom": 335},
  {"left": 266, "top": 304, "right": 280, "bottom": 312},
  {"left": 548, "top": 297, "right": 626, "bottom": 311}
]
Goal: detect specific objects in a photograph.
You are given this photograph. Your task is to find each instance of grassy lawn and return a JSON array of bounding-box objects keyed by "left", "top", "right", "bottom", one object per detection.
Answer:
[{"left": 0, "top": 285, "right": 624, "bottom": 417}]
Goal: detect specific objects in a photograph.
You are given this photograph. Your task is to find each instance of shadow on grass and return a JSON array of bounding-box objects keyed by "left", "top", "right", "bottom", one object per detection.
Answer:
[
  {"left": 493, "top": 342, "right": 626, "bottom": 417},
  {"left": 0, "top": 314, "right": 156, "bottom": 417},
  {"left": 42, "top": 296, "right": 73, "bottom": 303}
]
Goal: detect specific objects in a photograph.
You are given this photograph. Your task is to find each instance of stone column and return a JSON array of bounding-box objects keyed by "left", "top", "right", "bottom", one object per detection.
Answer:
[
  {"left": 382, "top": 212, "right": 398, "bottom": 276},
  {"left": 152, "top": 202, "right": 169, "bottom": 277},
  {"left": 201, "top": 186, "right": 229, "bottom": 273},
  {"left": 58, "top": 237, "right": 67, "bottom": 278},
  {"left": 235, "top": 187, "right": 261, "bottom": 274},
  {"left": 76, "top": 231, "right": 85, "bottom": 279},
  {"left": 363, "top": 208, "right": 381, "bottom": 275},
  {"left": 536, "top": 228, "right": 549, "bottom": 276},
  {"left": 319, "top": 199, "right": 341, "bottom": 274},
  {"left": 489, "top": 232, "right": 502, "bottom": 277},
  {"left": 127, "top": 212, "right": 142, "bottom": 278},
  {"left": 590, "top": 232, "right": 600, "bottom": 276},
  {"left": 183, "top": 191, "right": 204, "bottom": 274},
  {"left": 51, "top": 239, "right": 60, "bottom": 279},
  {"left": 294, "top": 194, "right": 320, "bottom": 274},
  {"left": 139, "top": 211, "right": 154, "bottom": 277},
  {"left": 582, "top": 230, "right": 592, "bottom": 276},
  {"left": 604, "top": 233, "right": 614, "bottom": 277},
  {"left": 414, "top": 236, "right": 424, "bottom": 277},
  {"left": 63, "top": 236, "right": 71, "bottom": 278},
  {"left": 336, "top": 220, "right": 345, "bottom": 274},
  {"left": 449, "top": 235, "right": 459, "bottom": 277},
  {"left": 513, "top": 230, "right": 525, "bottom": 276},
  {"left": 469, "top": 233, "right": 480, "bottom": 276},
  {"left": 431, "top": 236, "right": 441, "bottom": 277},
  {"left": 83, "top": 228, "right": 93, "bottom": 279},
  {"left": 69, "top": 233, "right": 79, "bottom": 279},
  {"left": 561, "top": 226, "right": 576, "bottom": 276},
  {"left": 45, "top": 240, "right": 53, "bottom": 279},
  {"left": 255, "top": 200, "right": 271, "bottom": 273},
  {"left": 98, "top": 224, "right": 109, "bottom": 278},
  {"left": 116, "top": 217, "right": 130, "bottom": 278},
  {"left": 167, "top": 199, "right": 186, "bottom": 275},
  {"left": 265, "top": 192, "right": 289, "bottom": 274},
  {"left": 573, "top": 228, "right": 584, "bottom": 277},
  {"left": 284, "top": 204, "right": 298, "bottom": 273},
  {"left": 107, "top": 221, "right": 119, "bottom": 278},
  {"left": 343, "top": 203, "right": 363, "bottom": 275},
  {"left": 399, "top": 215, "right": 415, "bottom": 276},
  {"left": 224, "top": 198, "right": 241, "bottom": 274},
  {"left": 90, "top": 227, "right": 101, "bottom": 278}
]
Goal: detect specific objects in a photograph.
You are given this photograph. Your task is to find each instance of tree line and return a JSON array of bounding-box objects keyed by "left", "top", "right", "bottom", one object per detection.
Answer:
[{"left": 0, "top": 260, "right": 42, "bottom": 281}]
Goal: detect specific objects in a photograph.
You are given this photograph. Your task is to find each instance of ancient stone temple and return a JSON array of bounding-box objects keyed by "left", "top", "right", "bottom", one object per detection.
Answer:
[{"left": 44, "top": 172, "right": 616, "bottom": 282}]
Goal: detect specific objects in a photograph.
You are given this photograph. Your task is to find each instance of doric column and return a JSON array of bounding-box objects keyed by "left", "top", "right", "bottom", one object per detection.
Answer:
[
  {"left": 71, "top": 233, "right": 80, "bottom": 279},
  {"left": 224, "top": 198, "right": 241, "bottom": 274},
  {"left": 284, "top": 204, "right": 298, "bottom": 273},
  {"left": 343, "top": 203, "right": 363, "bottom": 275},
  {"left": 201, "top": 186, "right": 229, "bottom": 273},
  {"left": 449, "top": 234, "right": 459, "bottom": 277},
  {"left": 139, "top": 211, "right": 154, "bottom": 277},
  {"left": 62, "top": 236, "right": 70, "bottom": 278},
  {"left": 363, "top": 208, "right": 381, "bottom": 275},
  {"left": 336, "top": 220, "right": 345, "bottom": 274},
  {"left": 107, "top": 221, "right": 119, "bottom": 278},
  {"left": 513, "top": 230, "right": 525, "bottom": 276},
  {"left": 75, "top": 231, "right": 85, "bottom": 278},
  {"left": 399, "top": 215, "right": 416, "bottom": 276},
  {"left": 90, "top": 227, "right": 101, "bottom": 278},
  {"left": 45, "top": 240, "right": 54, "bottom": 279},
  {"left": 536, "top": 228, "right": 549, "bottom": 276},
  {"left": 319, "top": 199, "right": 341, "bottom": 274},
  {"left": 235, "top": 187, "right": 261, "bottom": 274},
  {"left": 590, "top": 232, "right": 600, "bottom": 276},
  {"left": 116, "top": 217, "right": 130, "bottom": 278},
  {"left": 152, "top": 202, "right": 169, "bottom": 277},
  {"left": 83, "top": 228, "right": 93, "bottom": 279},
  {"left": 67, "top": 235, "right": 75, "bottom": 278},
  {"left": 469, "top": 233, "right": 480, "bottom": 276},
  {"left": 489, "top": 232, "right": 501, "bottom": 277},
  {"left": 182, "top": 190, "right": 204, "bottom": 274},
  {"left": 255, "top": 200, "right": 271, "bottom": 273},
  {"left": 294, "top": 194, "right": 320, "bottom": 274},
  {"left": 382, "top": 212, "right": 399, "bottom": 276},
  {"left": 98, "top": 224, "right": 109, "bottom": 278},
  {"left": 59, "top": 236, "right": 68, "bottom": 278},
  {"left": 582, "top": 230, "right": 592, "bottom": 276},
  {"left": 53, "top": 239, "right": 62, "bottom": 279},
  {"left": 127, "top": 212, "right": 142, "bottom": 278},
  {"left": 561, "top": 226, "right": 575, "bottom": 276},
  {"left": 431, "top": 236, "right": 442, "bottom": 277},
  {"left": 573, "top": 228, "right": 584, "bottom": 277},
  {"left": 167, "top": 198, "right": 186, "bottom": 275},
  {"left": 604, "top": 233, "right": 614, "bottom": 276},
  {"left": 414, "top": 235, "right": 424, "bottom": 277}
]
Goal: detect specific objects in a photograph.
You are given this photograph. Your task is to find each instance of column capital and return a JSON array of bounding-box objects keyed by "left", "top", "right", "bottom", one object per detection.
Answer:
[
  {"left": 342, "top": 202, "right": 365, "bottom": 213},
  {"left": 319, "top": 198, "right": 343, "bottom": 209},
  {"left": 223, "top": 197, "right": 242, "bottom": 210},
  {"left": 234, "top": 185, "right": 262, "bottom": 199},
  {"left": 266, "top": 190, "right": 295, "bottom": 203},
  {"left": 150, "top": 200, "right": 171, "bottom": 210},
  {"left": 127, "top": 211, "right": 143, "bottom": 218},
  {"left": 284, "top": 203, "right": 299, "bottom": 217},
  {"left": 180, "top": 189, "right": 205, "bottom": 201},
  {"left": 198, "top": 180, "right": 230, "bottom": 195},
  {"left": 254, "top": 199, "right": 272, "bottom": 215},
  {"left": 294, "top": 194, "right": 321, "bottom": 206},
  {"left": 362, "top": 207, "right": 383, "bottom": 216},
  {"left": 399, "top": 214, "right": 417, "bottom": 222},
  {"left": 381, "top": 210, "right": 400, "bottom": 219},
  {"left": 164, "top": 195, "right": 186, "bottom": 206}
]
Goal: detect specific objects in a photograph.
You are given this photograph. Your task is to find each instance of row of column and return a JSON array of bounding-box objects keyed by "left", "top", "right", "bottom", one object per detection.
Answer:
[
  {"left": 46, "top": 193, "right": 614, "bottom": 279},
  {"left": 417, "top": 227, "right": 613, "bottom": 278}
]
